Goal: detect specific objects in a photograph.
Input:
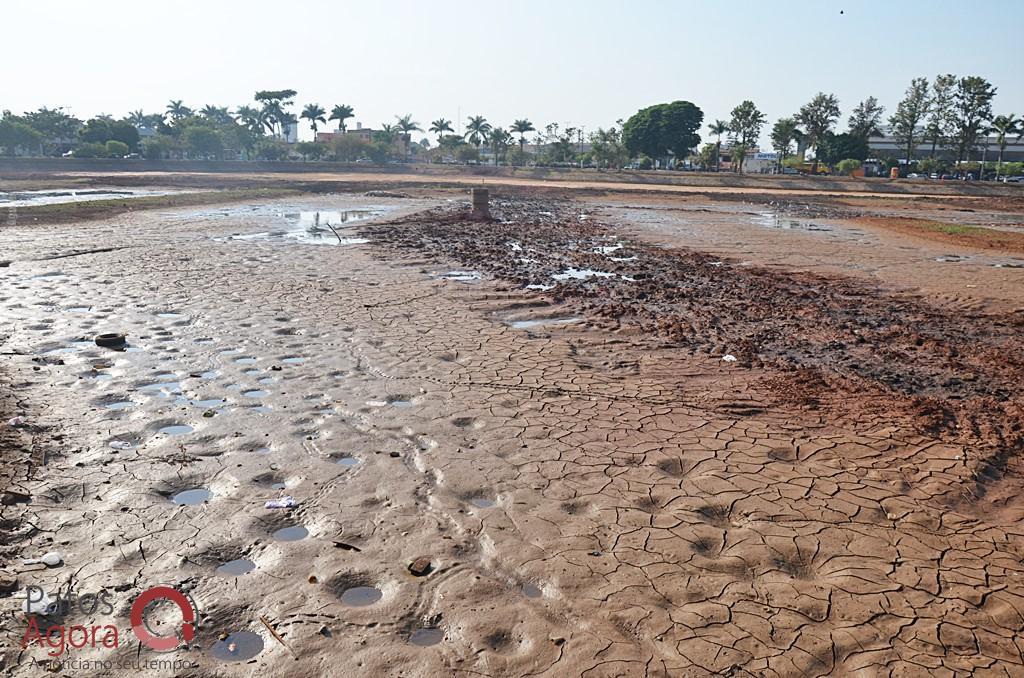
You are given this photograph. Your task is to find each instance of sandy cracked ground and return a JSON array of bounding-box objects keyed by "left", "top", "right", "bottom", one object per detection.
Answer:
[{"left": 1, "top": 184, "right": 1024, "bottom": 677}]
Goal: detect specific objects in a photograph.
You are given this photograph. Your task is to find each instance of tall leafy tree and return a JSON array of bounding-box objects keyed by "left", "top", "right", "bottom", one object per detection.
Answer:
[
  {"left": 708, "top": 119, "right": 728, "bottom": 171},
  {"left": 511, "top": 119, "right": 535, "bottom": 153},
  {"left": 429, "top": 118, "right": 453, "bottom": 145},
  {"left": 622, "top": 101, "right": 703, "bottom": 168},
  {"left": 990, "top": 114, "right": 1021, "bottom": 177},
  {"left": 795, "top": 92, "right": 840, "bottom": 174},
  {"left": 950, "top": 76, "right": 996, "bottom": 163},
  {"left": 301, "top": 103, "right": 327, "bottom": 138},
  {"left": 464, "top": 115, "right": 492, "bottom": 149},
  {"left": 329, "top": 104, "right": 354, "bottom": 132},
  {"left": 888, "top": 77, "right": 931, "bottom": 162},
  {"left": 589, "top": 126, "right": 627, "bottom": 169},
  {"left": 847, "top": 96, "right": 885, "bottom": 139},
  {"left": 925, "top": 74, "right": 956, "bottom": 157},
  {"left": 255, "top": 90, "right": 297, "bottom": 137},
  {"left": 727, "top": 101, "right": 766, "bottom": 173},
  {"left": 770, "top": 117, "right": 801, "bottom": 167}
]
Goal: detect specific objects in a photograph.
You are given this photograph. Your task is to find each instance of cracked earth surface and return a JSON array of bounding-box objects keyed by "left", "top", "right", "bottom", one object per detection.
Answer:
[{"left": 2, "top": 190, "right": 1024, "bottom": 677}]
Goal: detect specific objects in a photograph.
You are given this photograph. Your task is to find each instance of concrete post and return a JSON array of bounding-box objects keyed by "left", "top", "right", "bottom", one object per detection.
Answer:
[{"left": 471, "top": 188, "right": 490, "bottom": 219}]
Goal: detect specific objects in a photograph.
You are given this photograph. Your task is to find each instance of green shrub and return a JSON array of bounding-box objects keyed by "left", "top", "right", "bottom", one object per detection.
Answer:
[
  {"left": 105, "top": 140, "right": 129, "bottom": 157},
  {"left": 72, "top": 142, "right": 109, "bottom": 158},
  {"left": 836, "top": 158, "right": 862, "bottom": 176}
]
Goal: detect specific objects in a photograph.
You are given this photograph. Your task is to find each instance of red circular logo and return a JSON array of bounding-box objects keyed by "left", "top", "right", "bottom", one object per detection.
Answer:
[{"left": 129, "top": 585, "right": 198, "bottom": 651}]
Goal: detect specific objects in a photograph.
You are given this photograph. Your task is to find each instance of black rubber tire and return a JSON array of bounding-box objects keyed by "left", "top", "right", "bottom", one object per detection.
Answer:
[{"left": 95, "top": 333, "right": 127, "bottom": 348}]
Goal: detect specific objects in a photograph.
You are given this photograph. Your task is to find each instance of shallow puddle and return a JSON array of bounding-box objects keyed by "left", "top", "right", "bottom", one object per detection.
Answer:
[
  {"left": 103, "top": 401, "right": 135, "bottom": 411},
  {"left": 172, "top": 488, "right": 211, "bottom": 505},
  {"left": 433, "top": 270, "right": 481, "bottom": 283},
  {"left": 522, "top": 583, "right": 543, "bottom": 598},
  {"left": 340, "top": 586, "right": 382, "bottom": 606},
  {"left": 273, "top": 526, "right": 308, "bottom": 541},
  {"left": 337, "top": 457, "right": 359, "bottom": 467},
  {"left": 159, "top": 424, "right": 194, "bottom": 436},
  {"left": 210, "top": 631, "right": 264, "bottom": 662},
  {"left": 410, "top": 628, "right": 444, "bottom": 646},
  {"left": 552, "top": 268, "right": 616, "bottom": 282},
  {"left": 508, "top": 317, "right": 580, "bottom": 330},
  {"left": 243, "top": 390, "right": 269, "bottom": 398},
  {"left": 470, "top": 497, "right": 495, "bottom": 508},
  {"left": 216, "top": 559, "right": 256, "bottom": 577}
]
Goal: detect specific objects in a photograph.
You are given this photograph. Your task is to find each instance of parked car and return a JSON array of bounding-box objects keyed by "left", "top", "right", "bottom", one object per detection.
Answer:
[
  {"left": 1003, "top": 176, "right": 1024, "bottom": 184},
  {"left": 781, "top": 167, "right": 800, "bottom": 175},
  {"left": 906, "top": 173, "right": 924, "bottom": 178}
]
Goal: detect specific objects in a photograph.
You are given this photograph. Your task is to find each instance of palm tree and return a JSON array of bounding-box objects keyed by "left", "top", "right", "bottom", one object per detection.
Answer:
[
  {"left": 511, "top": 119, "right": 535, "bottom": 155},
  {"left": 708, "top": 119, "right": 728, "bottom": 171},
  {"left": 429, "top": 118, "right": 453, "bottom": 145},
  {"left": 166, "top": 100, "right": 192, "bottom": 122},
  {"left": 464, "top": 115, "right": 492, "bottom": 149},
  {"left": 302, "top": 104, "right": 327, "bottom": 139},
  {"left": 128, "top": 110, "right": 147, "bottom": 126},
  {"left": 234, "top": 105, "right": 264, "bottom": 135},
  {"left": 394, "top": 114, "right": 422, "bottom": 161},
  {"left": 991, "top": 114, "right": 1021, "bottom": 179},
  {"left": 329, "top": 104, "right": 354, "bottom": 132},
  {"left": 488, "top": 127, "right": 512, "bottom": 166}
]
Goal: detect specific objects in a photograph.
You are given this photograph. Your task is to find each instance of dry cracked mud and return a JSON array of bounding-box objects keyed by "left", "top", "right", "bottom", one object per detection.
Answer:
[{"left": 1, "top": 186, "right": 1024, "bottom": 677}]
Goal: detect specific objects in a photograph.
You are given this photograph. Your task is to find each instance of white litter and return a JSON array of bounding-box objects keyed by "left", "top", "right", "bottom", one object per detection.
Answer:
[
  {"left": 23, "top": 551, "right": 64, "bottom": 567},
  {"left": 722, "top": 355, "right": 738, "bottom": 362},
  {"left": 109, "top": 440, "right": 134, "bottom": 450},
  {"left": 22, "top": 590, "right": 56, "bottom": 615},
  {"left": 365, "top": 400, "right": 387, "bottom": 407},
  {"left": 265, "top": 496, "right": 297, "bottom": 509},
  {"left": 7, "top": 416, "right": 26, "bottom": 427}
]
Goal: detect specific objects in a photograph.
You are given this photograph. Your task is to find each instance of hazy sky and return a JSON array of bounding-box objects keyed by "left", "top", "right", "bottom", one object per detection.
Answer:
[{"left": 4, "top": 1, "right": 1021, "bottom": 146}]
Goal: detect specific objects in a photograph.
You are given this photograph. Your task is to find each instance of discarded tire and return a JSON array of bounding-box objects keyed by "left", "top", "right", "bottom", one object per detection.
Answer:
[{"left": 95, "top": 333, "right": 126, "bottom": 348}]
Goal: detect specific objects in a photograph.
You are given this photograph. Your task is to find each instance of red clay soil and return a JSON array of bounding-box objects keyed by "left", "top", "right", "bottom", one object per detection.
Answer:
[{"left": 362, "top": 196, "right": 1024, "bottom": 512}]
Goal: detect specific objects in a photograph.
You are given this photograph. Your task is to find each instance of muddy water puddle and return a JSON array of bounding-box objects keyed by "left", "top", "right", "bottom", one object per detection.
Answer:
[
  {"left": 273, "top": 525, "right": 308, "bottom": 541},
  {"left": 410, "top": 628, "right": 444, "bottom": 646},
  {"left": 210, "top": 631, "right": 264, "bottom": 662},
  {"left": 0, "top": 187, "right": 182, "bottom": 208},
  {"left": 206, "top": 204, "right": 392, "bottom": 246},
  {"left": 216, "top": 558, "right": 256, "bottom": 577},
  {"left": 340, "top": 586, "right": 383, "bottom": 607},
  {"left": 172, "top": 488, "right": 211, "bottom": 505},
  {"left": 507, "top": 316, "right": 580, "bottom": 330}
]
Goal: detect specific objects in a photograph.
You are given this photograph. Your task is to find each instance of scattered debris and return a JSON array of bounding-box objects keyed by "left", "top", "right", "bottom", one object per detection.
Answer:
[
  {"left": 333, "top": 541, "right": 362, "bottom": 552},
  {"left": 22, "top": 551, "right": 63, "bottom": 568},
  {"left": 408, "top": 556, "right": 433, "bottom": 577},
  {"left": 722, "top": 355, "right": 738, "bottom": 362},
  {"left": 265, "top": 496, "right": 298, "bottom": 509},
  {"left": 7, "top": 416, "right": 26, "bottom": 427}
]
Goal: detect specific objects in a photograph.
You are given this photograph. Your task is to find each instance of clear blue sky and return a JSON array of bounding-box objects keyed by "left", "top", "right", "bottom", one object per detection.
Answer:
[{"left": 3, "top": 0, "right": 1020, "bottom": 146}]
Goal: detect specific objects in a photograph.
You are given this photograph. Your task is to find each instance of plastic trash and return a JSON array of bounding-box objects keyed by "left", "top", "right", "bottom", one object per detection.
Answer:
[
  {"left": 722, "top": 355, "right": 738, "bottom": 362},
  {"left": 23, "top": 551, "right": 63, "bottom": 567},
  {"left": 109, "top": 440, "right": 134, "bottom": 450},
  {"left": 265, "top": 496, "right": 297, "bottom": 509},
  {"left": 7, "top": 416, "right": 25, "bottom": 427},
  {"left": 22, "top": 590, "right": 56, "bottom": 615}
]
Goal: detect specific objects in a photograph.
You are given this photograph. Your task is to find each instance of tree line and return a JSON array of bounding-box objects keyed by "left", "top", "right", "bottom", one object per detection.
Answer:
[{"left": 1, "top": 75, "right": 1019, "bottom": 176}]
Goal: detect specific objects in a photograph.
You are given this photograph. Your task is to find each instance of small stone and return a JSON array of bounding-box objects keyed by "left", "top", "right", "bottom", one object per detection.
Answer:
[
  {"left": 308, "top": 575, "right": 318, "bottom": 584},
  {"left": 1, "top": 491, "right": 30, "bottom": 505},
  {"left": 408, "top": 556, "right": 433, "bottom": 577},
  {"left": 389, "top": 451, "right": 400, "bottom": 458},
  {"left": 0, "top": 572, "right": 19, "bottom": 593}
]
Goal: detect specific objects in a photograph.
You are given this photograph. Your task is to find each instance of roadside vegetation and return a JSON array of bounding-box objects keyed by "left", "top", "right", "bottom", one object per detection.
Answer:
[{"left": 0, "top": 74, "right": 1019, "bottom": 178}]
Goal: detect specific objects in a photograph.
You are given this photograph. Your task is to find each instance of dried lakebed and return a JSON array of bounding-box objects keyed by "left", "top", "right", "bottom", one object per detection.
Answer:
[{"left": 1, "top": 193, "right": 1023, "bottom": 676}]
